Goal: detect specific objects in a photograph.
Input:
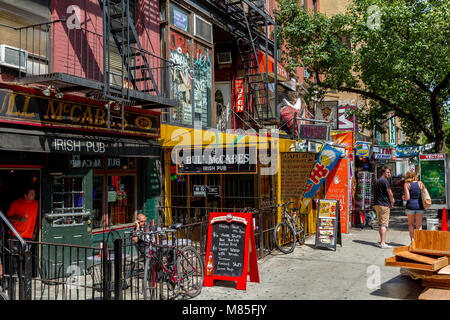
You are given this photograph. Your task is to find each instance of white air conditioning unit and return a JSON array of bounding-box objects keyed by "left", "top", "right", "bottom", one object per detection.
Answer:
[
  {"left": 217, "top": 52, "right": 232, "bottom": 65},
  {"left": 0, "top": 44, "right": 28, "bottom": 72}
]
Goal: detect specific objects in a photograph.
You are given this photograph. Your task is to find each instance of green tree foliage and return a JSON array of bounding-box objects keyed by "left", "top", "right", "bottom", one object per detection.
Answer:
[{"left": 277, "top": 0, "right": 450, "bottom": 152}]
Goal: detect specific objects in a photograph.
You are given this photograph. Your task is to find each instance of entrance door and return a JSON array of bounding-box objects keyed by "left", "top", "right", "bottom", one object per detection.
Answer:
[
  {"left": 215, "top": 82, "right": 231, "bottom": 131},
  {"left": 42, "top": 169, "right": 93, "bottom": 277}
]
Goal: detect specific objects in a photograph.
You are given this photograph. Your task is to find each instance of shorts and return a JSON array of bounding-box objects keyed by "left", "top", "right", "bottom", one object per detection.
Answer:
[
  {"left": 405, "top": 209, "right": 425, "bottom": 215},
  {"left": 374, "top": 205, "right": 390, "bottom": 227}
]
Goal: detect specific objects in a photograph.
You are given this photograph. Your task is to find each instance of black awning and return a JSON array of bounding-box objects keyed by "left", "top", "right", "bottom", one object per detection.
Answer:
[{"left": 0, "top": 127, "right": 160, "bottom": 157}]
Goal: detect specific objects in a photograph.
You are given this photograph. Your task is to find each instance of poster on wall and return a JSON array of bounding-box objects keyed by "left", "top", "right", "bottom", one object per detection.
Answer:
[
  {"left": 281, "top": 152, "right": 316, "bottom": 201},
  {"left": 316, "top": 101, "right": 338, "bottom": 130},
  {"left": 325, "top": 158, "right": 349, "bottom": 234},
  {"left": 169, "top": 31, "right": 192, "bottom": 125},
  {"left": 420, "top": 154, "right": 446, "bottom": 205}
]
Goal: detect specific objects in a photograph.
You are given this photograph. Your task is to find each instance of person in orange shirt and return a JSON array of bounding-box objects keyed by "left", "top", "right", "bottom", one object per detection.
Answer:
[{"left": 6, "top": 187, "right": 38, "bottom": 241}]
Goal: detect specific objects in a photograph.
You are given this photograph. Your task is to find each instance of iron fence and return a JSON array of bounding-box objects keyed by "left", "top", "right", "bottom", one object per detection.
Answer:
[
  {"left": 160, "top": 205, "right": 279, "bottom": 260},
  {"left": 0, "top": 205, "right": 279, "bottom": 300}
]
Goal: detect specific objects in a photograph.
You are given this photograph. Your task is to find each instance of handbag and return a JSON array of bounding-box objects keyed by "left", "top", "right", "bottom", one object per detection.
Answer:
[{"left": 420, "top": 182, "right": 432, "bottom": 209}]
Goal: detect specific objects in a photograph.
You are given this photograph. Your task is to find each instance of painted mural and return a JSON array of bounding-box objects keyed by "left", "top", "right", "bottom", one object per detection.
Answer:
[
  {"left": 193, "top": 42, "right": 212, "bottom": 127},
  {"left": 169, "top": 31, "right": 192, "bottom": 125}
]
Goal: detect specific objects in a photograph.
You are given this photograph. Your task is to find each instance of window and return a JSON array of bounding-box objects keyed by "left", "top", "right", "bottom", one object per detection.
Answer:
[
  {"left": 51, "top": 176, "right": 85, "bottom": 226},
  {"left": 107, "top": 175, "right": 135, "bottom": 227},
  {"left": 194, "top": 15, "right": 212, "bottom": 43},
  {"left": 312, "top": 0, "right": 317, "bottom": 12}
]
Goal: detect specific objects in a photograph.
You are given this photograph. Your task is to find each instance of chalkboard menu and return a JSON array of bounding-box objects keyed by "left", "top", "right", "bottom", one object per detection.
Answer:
[
  {"left": 315, "top": 199, "right": 342, "bottom": 251},
  {"left": 211, "top": 221, "right": 246, "bottom": 277},
  {"left": 203, "top": 212, "right": 259, "bottom": 290}
]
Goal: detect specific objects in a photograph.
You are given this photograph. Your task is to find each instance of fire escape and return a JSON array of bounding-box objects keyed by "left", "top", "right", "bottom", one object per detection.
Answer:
[
  {"left": 221, "top": 0, "right": 278, "bottom": 127},
  {"left": 13, "top": 0, "right": 177, "bottom": 129}
]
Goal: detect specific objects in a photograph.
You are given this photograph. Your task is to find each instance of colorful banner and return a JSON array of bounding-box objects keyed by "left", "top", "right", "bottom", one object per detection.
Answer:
[
  {"left": 300, "top": 145, "right": 342, "bottom": 213},
  {"left": 355, "top": 141, "right": 372, "bottom": 158},
  {"left": 393, "top": 144, "right": 437, "bottom": 158},
  {"left": 325, "top": 158, "right": 349, "bottom": 234}
]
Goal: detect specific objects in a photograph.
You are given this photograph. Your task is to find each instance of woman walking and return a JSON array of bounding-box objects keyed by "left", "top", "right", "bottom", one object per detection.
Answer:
[{"left": 403, "top": 171, "right": 425, "bottom": 242}]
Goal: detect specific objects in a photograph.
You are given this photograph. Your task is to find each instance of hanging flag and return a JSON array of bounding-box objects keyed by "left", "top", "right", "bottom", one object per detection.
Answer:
[{"left": 300, "top": 145, "right": 342, "bottom": 213}]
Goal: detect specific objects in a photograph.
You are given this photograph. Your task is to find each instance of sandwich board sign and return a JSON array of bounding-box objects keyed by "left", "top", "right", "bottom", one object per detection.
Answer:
[{"left": 203, "top": 212, "right": 259, "bottom": 290}]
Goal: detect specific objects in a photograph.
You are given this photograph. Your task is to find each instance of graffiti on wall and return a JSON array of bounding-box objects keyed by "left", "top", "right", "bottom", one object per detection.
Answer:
[
  {"left": 169, "top": 32, "right": 212, "bottom": 127},
  {"left": 170, "top": 31, "right": 192, "bottom": 125},
  {"left": 193, "top": 42, "right": 212, "bottom": 127}
]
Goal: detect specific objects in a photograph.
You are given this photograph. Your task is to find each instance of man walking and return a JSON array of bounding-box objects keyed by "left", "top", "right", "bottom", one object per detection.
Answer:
[{"left": 373, "top": 166, "right": 394, "bottom": 248}]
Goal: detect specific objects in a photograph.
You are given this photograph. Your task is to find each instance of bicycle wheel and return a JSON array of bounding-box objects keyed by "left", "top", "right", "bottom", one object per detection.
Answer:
[
  {"left": 176, "top": 246, "right": 203, "bottom": 298},
  {"left": 295, "top": 216, "right": 306, "bottom": 245},
  {"left": 143, "top": 257, "right": 156, "bottom": 300},
  {"left": 273, "top": 222, "right": 296, "bottom": 254}
]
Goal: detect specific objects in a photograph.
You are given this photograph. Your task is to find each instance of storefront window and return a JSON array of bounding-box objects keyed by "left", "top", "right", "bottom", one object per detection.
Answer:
[{"left": 107, "top": 175, "right": 135, "bottom": 227}]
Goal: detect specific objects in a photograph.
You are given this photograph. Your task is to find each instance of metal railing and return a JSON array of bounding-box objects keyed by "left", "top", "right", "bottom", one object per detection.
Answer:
[
  {"left": 160, "top": 205, "right": 279, "bottom": 260},
  {"left": 0, "top": 204, "right": 280, "bottom": 300},
  {"left": 8, "top": 19, "right": 173, "bottom": 102}
]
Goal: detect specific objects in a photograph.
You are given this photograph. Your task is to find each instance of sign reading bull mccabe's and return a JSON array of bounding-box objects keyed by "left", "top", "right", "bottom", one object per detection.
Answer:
[
  {"left": 0, "top": 89, "right": 160, "bottom": 137},
  {"left": 177, "top": 147, "right": 257, "bottom": 174}
]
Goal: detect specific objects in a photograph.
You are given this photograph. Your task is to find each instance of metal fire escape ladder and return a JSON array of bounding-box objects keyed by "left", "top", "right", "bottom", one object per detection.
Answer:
[
  {"left": 100, "top": 0, "right": 160, "bottom": 129},
  {"left": 225, "top": 0, "right": 272, "bottom": 123}
]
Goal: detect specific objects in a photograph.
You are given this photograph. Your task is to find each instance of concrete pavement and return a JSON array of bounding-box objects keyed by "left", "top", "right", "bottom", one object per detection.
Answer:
[{"left": 194, "top": 208, "right": 433, "bottom": 300}]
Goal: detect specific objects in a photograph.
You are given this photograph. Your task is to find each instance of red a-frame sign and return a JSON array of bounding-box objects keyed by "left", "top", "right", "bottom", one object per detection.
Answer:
[{"left": 203, "top": 212, "right": 259, "bottom": 290}]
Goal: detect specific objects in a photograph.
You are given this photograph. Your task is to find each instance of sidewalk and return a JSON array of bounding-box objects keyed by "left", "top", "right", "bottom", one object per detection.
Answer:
[{"left": 195, "top": 208, "right": 430, "bottom": 300}]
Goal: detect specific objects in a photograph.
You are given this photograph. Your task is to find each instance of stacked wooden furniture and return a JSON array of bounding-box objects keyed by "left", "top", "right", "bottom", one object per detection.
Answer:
[{"left": 385, "top": 230, "right": 450, "bottom": 300}]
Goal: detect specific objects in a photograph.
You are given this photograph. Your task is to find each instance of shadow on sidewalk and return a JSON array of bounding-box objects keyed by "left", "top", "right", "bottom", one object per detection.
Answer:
[
  {"left": 370, "top": 274, "right": 422, "bottom": 300},
  {"left": 352, "top": 240, "right": 407, "bottom": 248}
]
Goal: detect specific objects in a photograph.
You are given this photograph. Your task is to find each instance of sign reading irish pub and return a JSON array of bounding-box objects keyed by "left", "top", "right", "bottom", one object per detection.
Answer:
[{"left": 0, "top": 89, "right": 160, "bottom": 137}]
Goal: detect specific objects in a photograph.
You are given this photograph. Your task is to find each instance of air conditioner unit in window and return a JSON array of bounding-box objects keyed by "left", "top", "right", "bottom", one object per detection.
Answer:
[
  {"left": 217, "top": 52, "right": 232, "bottom": 65},
  {"left": 0, "top": 44, "right": 27, "bottom": 72}
]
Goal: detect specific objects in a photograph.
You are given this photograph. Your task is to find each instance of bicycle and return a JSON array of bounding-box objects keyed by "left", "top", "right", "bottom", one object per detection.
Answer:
[
  {"left": 273, "top": 201, "right": 307, "bottom": 254},
  {"left": 131, "top": 224, "right": 203, "bottom": 300}
]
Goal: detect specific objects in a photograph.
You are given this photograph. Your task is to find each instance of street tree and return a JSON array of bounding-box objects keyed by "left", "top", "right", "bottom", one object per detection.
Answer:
[{"left": 277, "top": 0, "right": 450, "bottom": 152}]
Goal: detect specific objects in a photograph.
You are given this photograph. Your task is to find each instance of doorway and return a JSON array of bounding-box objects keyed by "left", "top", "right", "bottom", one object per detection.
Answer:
[{"left": 0, "top": 168, "right": 41, "bottom": 238}]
